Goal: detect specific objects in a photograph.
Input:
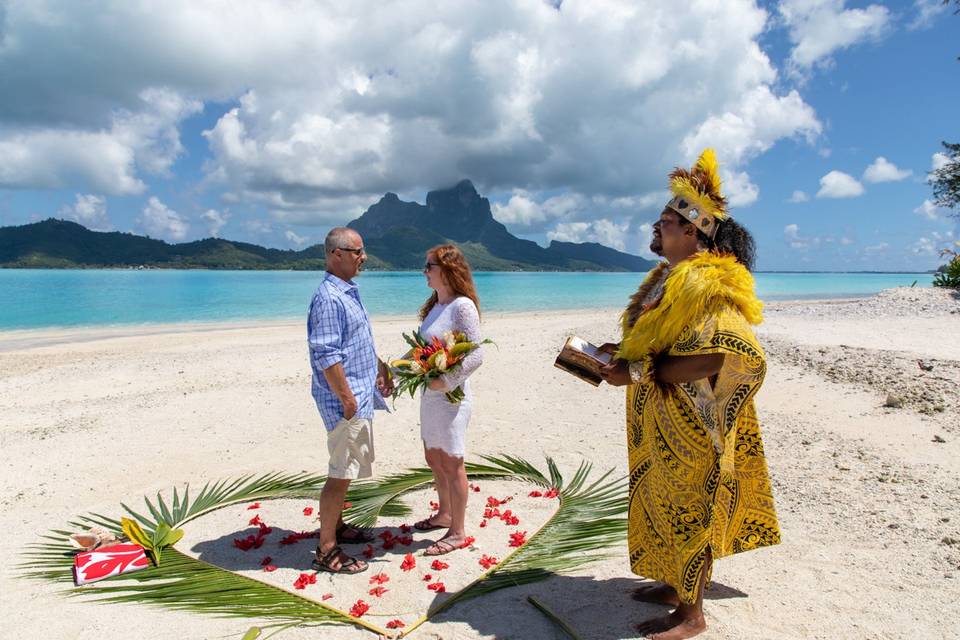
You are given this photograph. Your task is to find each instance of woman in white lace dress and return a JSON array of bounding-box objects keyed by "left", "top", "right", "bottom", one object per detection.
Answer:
[{"left": 413, "top": 244, "right": 484, "bottom": 556}]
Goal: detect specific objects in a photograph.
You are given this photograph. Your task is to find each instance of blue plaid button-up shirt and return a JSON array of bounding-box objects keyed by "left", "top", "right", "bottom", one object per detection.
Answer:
[{"left": 308, "top": 272, "right": 387, "bottom": 431}]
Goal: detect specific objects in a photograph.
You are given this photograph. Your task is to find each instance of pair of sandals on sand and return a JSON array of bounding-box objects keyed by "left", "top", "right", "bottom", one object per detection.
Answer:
[{"left": 312, "top": 517, "right": 458, "bottom": 574}]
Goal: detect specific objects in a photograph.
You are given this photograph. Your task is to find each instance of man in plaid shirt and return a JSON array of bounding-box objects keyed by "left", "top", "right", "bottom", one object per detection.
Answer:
[{"left": 308, "top": 227, "right": 393, "bottom": 574}]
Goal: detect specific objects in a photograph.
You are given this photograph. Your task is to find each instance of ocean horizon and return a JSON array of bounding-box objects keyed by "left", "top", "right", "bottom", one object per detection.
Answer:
[{"left": 0, "top": 269, "right": 935, "bottom": 331}]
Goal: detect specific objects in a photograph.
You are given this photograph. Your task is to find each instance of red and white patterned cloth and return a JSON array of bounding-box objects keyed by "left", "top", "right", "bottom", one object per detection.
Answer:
[{"left": 73, "top": 543, "right": 150, "bottom": 585}]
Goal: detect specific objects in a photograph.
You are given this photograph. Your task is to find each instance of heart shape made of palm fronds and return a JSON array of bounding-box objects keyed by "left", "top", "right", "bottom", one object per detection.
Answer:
[{"left": 21, "top": 455, "right": 626, "bottom": 638}]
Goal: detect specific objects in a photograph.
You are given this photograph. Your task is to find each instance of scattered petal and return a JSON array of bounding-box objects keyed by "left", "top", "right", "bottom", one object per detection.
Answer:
[
  {"left": 349, "top": 599, "right": 370, "bottom": 618},
  {"left": 460, "top": 536, "right": 476, "bottom": 548},
  {"left": 479, "top": 520, "right": 487, "bottom": 528},
  {"left": 544, "top": 488, "right": 560, "bottom": 499},
  {"left": 369, "top": 572, "right": 390, "bottom": 585},
  {"left": 259, "top": 556, "right": 273, "bottom": 566},
  {"left": 479, "top": 554, "right": 499, "bottom": 569},
  {"left": 509, "top": 531, "right": 528, "bottom": 547},
  {"left": 247, "top": 502, "right": 260, "bottom": 510},
  {"left": 368, "top": 586, "right": 388, "bottom": 598},
  {"left": 427, "top": 581, "right": 446, "bottom": 593},
  {"left": 343, "top": 501, "right": 353, "bottom": 509},
  {"left": 400, "top": 553, "right": 416, "bottom": 571},
  {"left": 362, "top": 544, "right": 375, "bottom": 559},
  {"left": 430, "top": 559, "right": 449, "bottom": 571},
  {"left": 302, "top": 507, "right": 314, "bottom": 516},
  {"left": 386, "top": 619, "right": 406, "bottom": 629},
  {"left": 400, "top": 524, "right": 412, "bottom": 533},
  {"left": 429, "top": 501, "right": 440, "bottom": 511},
  {"left": 293, "top": 572, "right": 317, "bottom": 590},
  {"left": 322, "top": 593, "right": 333, "bottom": 601},
  {"left": 280, "top": 530, "right": 320, "bottom": 546},
  {"left": 528, "top": 490, "right": 543, "bottom": 497},
  {"left": 263, "top": 564, "right": 277, "bottom": 572},
  {"left": 248, "top": 514, "right": 263, "bottom": 526},
  {"left": 422, "top": 574, "right": 432, "bottom": 581}
]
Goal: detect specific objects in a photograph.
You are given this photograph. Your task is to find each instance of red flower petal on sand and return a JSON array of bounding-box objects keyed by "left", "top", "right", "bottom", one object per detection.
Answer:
[
  {"left": 293, "top": 572, "right": 317, "bottom": 589},
  {"left": 368, "top": 586, "right": 388, "bottom": 597},
  {"left": 322, "top": 593, "right": 333, "bottom": 601},
  {"left": 279, "top": 530, "right": 320, "bottom": 545},
  {"left": 302, "top": 507, "right": 314, "bottom": 516},
  {"left": 478, "top": 554, "right": 499, "bottom": 569},
  {"left": 422, "top": 574, "right": 432, "bottom": 581},
  {"left": 486, "top": 496, "right": 501, "bottom": 508},
  {"left": 397, "top": 535, "right": 413, "bottom": 546},
  {"left": 362, "top": 544, "right": 375, "bottom": 559},
  {"left": 260, "top": 556, "right": 273, "bottom": 566},
  {"left": 508, "top": 530, "right": 528, "bottom": 547},
  {"left": 249, "top": 514, "right": 263, "bottom": 526},
  {"left": 349, "top": 599, "right": 370, "bottom": 617},
  {"left": 427, "top": 581, "right": 446, "bottom": 593},
  {"left": 382, "top": 539, "right": 396, "bottom": 550},
  {"left": 544, "top": 488, "right": 560, "bottom": 499},
  {"left": 247, "top": 502, "right": 260, "bottom": 510},
  {"left": 528, "top": 490, "right": 543, "bottom": 497},
  {"left": 378, "top": 530, "right": 394, "bottom": 541},
  {"left": 369, "top": 572, "right": 390, "bottom": 585},
  {"left": 459, "top": 536, "right": 476, "bottom": 548},
  {"left": 429, "top": 501, "right": 440, "bottom": 511},
  {"left": 386, "top": 620, "right": 406, "bottom": 629},
  {"left": 400, "top": 553, "right": 416, "bottom": 571},
  {"left": 400, "top": 524, "right": 412, "bottom": 533},
  {"left": 263, "top": 565, "right": 277, "bottom": 572},
  {"left": 430, "top": 559, "right": 449, "bottom": 571},
  {"left": 349, "top": 600, "right": 371, "bottom": 617}
]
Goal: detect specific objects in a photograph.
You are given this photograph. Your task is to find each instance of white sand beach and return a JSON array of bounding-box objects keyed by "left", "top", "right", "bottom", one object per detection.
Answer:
[{"left": 2, "top": 287, "right": 959, "bottom": 640}]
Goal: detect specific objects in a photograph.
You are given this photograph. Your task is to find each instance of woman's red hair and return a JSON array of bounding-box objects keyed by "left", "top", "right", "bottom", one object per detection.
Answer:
[{"left": 419, "top": 244, "right": 481, "bottom": 320}]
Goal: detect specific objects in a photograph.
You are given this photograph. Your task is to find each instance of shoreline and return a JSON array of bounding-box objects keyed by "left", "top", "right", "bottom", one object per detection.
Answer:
[{"left": 2, "top": 287, "right": 945, "bottom": 350}]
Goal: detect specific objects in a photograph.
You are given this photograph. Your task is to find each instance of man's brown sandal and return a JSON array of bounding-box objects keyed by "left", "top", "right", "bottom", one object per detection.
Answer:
[
  {"left": 312, "top": 545, "right": 368, "bottom": 574},
  {"left": 336, "top": 523, "right": 375, "bottom": 544}
]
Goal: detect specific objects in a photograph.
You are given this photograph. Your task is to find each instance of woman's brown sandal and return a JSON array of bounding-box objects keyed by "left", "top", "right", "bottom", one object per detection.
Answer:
[{"left": 312, "top": 545, "right": 368, "bottom": 574}]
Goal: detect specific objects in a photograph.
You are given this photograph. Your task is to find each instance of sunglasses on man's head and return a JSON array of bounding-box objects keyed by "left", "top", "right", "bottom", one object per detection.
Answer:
[{"left": 338, "top": 246, "right": 365, "bottom": 255}]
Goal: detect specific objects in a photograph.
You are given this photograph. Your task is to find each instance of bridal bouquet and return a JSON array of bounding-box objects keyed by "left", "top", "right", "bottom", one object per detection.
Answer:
[{"left": 390, "top": 330, "right": 490, "bottom": 403}]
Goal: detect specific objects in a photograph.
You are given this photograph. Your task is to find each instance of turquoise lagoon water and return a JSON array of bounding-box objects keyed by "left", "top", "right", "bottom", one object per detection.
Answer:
[{"left": 0, "top": 269, "right": 934, "bottom": 331}]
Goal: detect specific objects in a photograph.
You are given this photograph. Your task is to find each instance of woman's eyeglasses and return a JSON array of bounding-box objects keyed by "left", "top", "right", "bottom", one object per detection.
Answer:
[{"left": 423, "top": 261, "right": 440, "bottom": 271}]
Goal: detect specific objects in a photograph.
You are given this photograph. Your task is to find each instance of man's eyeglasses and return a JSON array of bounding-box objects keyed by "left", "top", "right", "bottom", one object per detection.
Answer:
[
  {"left": 423, "top": 261, "right": 440, "bottom": 271},
  {"left": 338, "top": 246, "right": 366, "bottom": 255}
]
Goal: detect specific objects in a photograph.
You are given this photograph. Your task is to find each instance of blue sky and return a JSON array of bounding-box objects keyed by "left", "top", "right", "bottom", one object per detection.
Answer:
[{"left": 0, "top": 0, "right": 957, "bottom": 271}]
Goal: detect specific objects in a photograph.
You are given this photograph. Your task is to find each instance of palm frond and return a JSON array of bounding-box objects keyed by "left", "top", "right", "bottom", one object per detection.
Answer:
[{"left": 20, "top": 458, "right": 627, "bottom": 639}]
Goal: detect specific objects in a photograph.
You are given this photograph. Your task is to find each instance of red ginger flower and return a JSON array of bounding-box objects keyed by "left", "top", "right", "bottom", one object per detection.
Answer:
[
  {"left": 400, "top": 553, "right": 416, "bottom": 571},
  {"left": 386, "top": 620, "right": 406, "bottom": 629},
  {"left": 349, "top": 599, "right": 370, "bottom": 617}
]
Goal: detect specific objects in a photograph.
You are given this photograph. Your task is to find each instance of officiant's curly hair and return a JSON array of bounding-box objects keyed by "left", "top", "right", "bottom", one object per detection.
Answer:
[{"left": 419, "top": 244, "right": 481, "bottom": 320}]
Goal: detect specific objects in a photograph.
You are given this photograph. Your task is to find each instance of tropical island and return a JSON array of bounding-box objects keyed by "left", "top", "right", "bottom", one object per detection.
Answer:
[{"left": 0, "top": 181, "right": 656, "bottom": 272}]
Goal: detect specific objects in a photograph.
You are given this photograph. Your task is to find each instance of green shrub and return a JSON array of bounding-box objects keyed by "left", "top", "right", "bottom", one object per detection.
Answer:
[{"left": 933, "top": 249, "right": 960, "bottom": 288}]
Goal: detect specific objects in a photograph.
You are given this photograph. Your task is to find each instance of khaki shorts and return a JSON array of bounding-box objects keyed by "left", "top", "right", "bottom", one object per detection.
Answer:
[{"left": 326, "top": 416, "right": 375, "bottom": 480}]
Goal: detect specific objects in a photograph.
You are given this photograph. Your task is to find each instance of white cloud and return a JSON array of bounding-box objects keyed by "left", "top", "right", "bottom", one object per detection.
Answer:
[
  {"left": 200, "top": 209, "right": 229, "bottom": 237},
  {"left": 816, "top": 170, "right": 864, "bottom": 198},
  {"left": 491, "top": 191, "right": 585, "bottom": 227},
  {"left": 863, "top": 242, "right": 889, "bottom": 255},
  {"left": 788, "top": 190, "right": 809, "bottom": 203},
  {"left": 138, "top": 197, "right": 188, "bottom": 241},
  {"left": 931, "top": 152, "right": 950, "bottom": 172},
  {"left": 863, "top": 156, "right": 911, "bottom": 183},
  {"left": 723, "top": 170, "right": 760, "bottom": 207},
  {"left": 783, "top": 223, "right": 809, "bottom": 249},
  {"left": 912, "top": 231, "right": 955, "bottom": 256},
  {"left": 908, "top": 0, "right": 949, "bottom": 30},
  {"left": 914, "top": 199, "right": 948, "bottom": 221},
  {"left": 0, "top": 88, "right": 200, "bottom": 195},
  {"left": 547, "top": 218, "right": 629, "bottom": 251},
  {"left": 59, "top": 193, "right": 110, "bottom": 231},
  {"left": 780, "top": 0, "right": 890, "bottom": 72},
  {"left": 284, "top": 230, "right": 308, "bottom": 247}
]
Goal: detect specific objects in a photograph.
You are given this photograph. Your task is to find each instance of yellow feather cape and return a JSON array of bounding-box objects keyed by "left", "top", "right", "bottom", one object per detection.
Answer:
[{"left": 618, "top": 251, "right": 763, "bottom": 361}]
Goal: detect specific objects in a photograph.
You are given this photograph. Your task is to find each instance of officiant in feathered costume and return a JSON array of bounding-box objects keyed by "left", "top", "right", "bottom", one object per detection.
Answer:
[{"left": 599, "top": 149, "right": 780, "bottom": 640}]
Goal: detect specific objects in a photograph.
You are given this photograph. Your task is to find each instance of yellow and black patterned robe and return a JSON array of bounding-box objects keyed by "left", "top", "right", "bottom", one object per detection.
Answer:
[{"left": 618, "top": 252, "right": 780, "bottom": 604}]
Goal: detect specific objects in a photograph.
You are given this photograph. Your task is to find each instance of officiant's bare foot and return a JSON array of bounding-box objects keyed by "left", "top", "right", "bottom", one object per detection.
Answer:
[
  {"left": 635, "top": 610, "right": 706, "bottom": 639},
  {"left": 631, "top": 582, "right": 681, "bottom": 606}
]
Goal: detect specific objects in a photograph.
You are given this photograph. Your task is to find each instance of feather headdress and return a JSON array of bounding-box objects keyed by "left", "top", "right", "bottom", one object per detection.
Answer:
[{"left": 665, "top": 148, "right": 727, "bottom": 239}]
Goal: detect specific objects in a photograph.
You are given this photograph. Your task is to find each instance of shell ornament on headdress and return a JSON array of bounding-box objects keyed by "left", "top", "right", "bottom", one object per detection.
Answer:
[{"left": 665, "top": 148, "right": 728, "bottom": 239}]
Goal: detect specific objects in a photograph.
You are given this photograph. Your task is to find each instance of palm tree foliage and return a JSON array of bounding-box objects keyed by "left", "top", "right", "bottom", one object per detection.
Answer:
[{"left": 21, "top": 457, "right": 626, "bottom": 637}]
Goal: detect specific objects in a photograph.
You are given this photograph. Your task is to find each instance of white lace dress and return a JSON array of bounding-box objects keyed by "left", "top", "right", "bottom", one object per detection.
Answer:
[{"left": 418, "top": 296, "right": 484, "bottom": 456}]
